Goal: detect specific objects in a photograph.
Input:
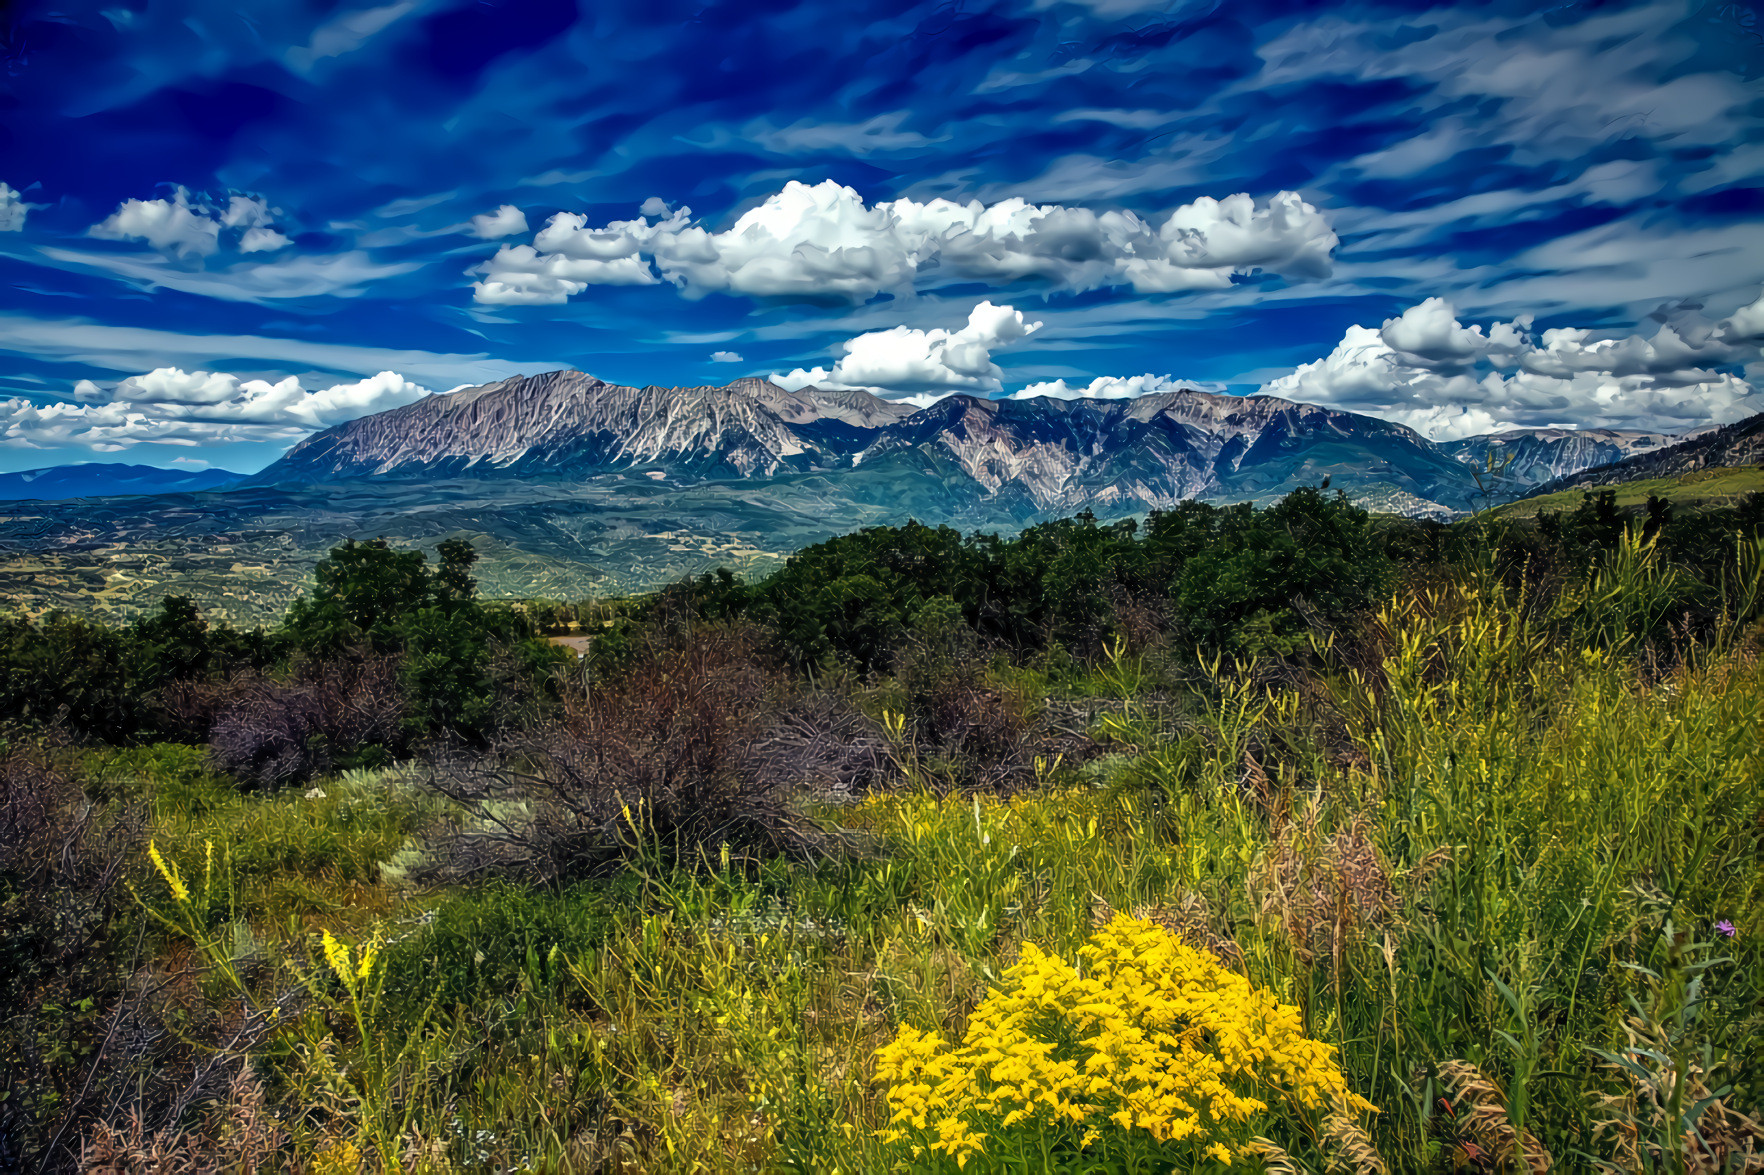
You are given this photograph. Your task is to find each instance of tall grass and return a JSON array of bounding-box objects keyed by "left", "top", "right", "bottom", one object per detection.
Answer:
[{"left": 64, "top": 537, "right": 1764, "bottom": 1171}]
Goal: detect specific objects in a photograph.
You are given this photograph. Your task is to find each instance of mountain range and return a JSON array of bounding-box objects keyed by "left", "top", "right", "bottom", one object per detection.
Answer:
[
  {"left": 0, "top": 462, "right": 242, "bottom": 502},
  {"left": 1436, "top": 428, "right": 1680, "bottom": 486},
  {"left": 250, "top": 370, "right": 1636, "bottom": 518},
  {"left": 1, "top": 370, "right": 1750, "bottom": 622}
]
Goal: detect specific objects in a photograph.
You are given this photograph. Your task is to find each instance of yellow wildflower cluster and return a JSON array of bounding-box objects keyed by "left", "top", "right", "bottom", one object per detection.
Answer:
[
  {"left": 148, "top": 840, "right": 190, "bottom": 903},
  {"left": 321, "top": 929, "right": 381, "bottom": 993},
  {"left": 873, "top": 914, "right": 1373, "bottom": 1169}
]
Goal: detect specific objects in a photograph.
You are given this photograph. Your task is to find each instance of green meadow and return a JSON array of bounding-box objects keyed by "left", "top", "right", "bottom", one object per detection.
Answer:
[{"left": 5, "top": 487, "right": 1762, "bottom": 1172}]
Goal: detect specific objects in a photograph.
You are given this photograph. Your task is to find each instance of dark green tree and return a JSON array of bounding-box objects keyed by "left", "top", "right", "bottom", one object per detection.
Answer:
[
  {"left": 434, "top": 537, "right": 479, "bottom": 610},
  {"left": 127, "top": 595, "right": 212, "bottom": 689},
  {"left": 285, "top": 538, "right": 435, "bottom": 656},
  {"left": 1174, "top": 488, "right": 1391, "bottom": 656}
]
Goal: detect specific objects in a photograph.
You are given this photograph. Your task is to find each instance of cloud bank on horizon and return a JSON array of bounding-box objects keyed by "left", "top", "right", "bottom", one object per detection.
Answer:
[{"left": 0, "top": 0, "right": 1759, "bottom": 469}]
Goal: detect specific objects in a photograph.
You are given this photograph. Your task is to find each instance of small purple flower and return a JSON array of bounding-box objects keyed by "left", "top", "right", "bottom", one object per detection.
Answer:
[{"left": 1715, "top": 920, "right": 1736, "bottom": 939}]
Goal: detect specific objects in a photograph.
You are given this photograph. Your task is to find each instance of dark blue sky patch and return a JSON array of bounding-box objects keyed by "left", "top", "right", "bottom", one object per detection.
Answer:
[{"left": 418, "top": 0, "right": 581, "bottom": 80}]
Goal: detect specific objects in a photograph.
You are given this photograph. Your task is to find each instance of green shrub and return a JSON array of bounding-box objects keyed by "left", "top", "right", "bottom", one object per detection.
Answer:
[{"left": 378, "top": 878, "right": 635, "bottom": 1023}]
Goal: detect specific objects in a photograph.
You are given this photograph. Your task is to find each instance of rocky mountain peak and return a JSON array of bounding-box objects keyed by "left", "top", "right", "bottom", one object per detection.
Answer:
[{"left": 249, "top": 368, "right": 1710, "bottom": 519}]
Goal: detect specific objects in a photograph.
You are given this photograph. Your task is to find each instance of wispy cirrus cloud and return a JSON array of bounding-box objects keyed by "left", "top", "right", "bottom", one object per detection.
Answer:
[
  {"left": 0, "top": 315, "right": 543, "bottom": 388},
  {"left": 35, "top": 247, "right": 419, "bottom": 303}
]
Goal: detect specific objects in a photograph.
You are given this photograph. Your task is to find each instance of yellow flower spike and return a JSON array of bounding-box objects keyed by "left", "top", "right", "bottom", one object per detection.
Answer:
[
  {"left": 356, "top": 937, "right": 379, "bottom": 982},
  {"left": 321, "top": 929, "right": 352, "bottom": 988},
  {"left": 148, "top": 841, "right": 189, "bottom": 902}
]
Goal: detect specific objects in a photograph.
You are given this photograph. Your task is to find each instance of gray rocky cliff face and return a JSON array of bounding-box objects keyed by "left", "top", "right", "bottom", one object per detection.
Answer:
[
  {"left": 1441, "top": 428, "right": 1677, "bottom": 485},
  {"left": 1522, "top": 412, "right": 1764, "bottom": 496},
  {"left": 260, "top": 372, "right": 919, "bottom": 482}
]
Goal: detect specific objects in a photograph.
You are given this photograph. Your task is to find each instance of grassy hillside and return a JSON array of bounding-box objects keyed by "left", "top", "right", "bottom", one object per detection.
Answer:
[
  {"left": 38, "top": 579, "right": 1764, "bottom": 1172},
  {"left": 1497, "top": 465, "right": 1764, "bottom": 518},
  {"left": 6, "top": 495, "right": 1763, "bottom": 1172}
]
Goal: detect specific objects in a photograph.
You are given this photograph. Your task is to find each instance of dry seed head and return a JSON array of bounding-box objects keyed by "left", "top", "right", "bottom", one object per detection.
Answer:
[
  {"left": 1244, "top": 1136, "right": 1309, "bottom": 1174},
  {"left": 1438, "top": 1060, "right": 1553, "bottom": 1173},
  {"left": 1324, "top": 1112, "right": 1390, "bottom": 1175},
  {"left": 1589, "top": 1020, "right": 1764, "bottom": 1173}
]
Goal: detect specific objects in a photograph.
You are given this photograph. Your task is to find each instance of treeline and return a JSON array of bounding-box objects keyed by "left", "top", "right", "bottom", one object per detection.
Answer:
[
  {"left": 0, "top": 538, "right": 567, "bottom": 770},
  {"left": 2, "top": 487, "right": 1760, "bottom": 759},
  {"left": 637, "top": 486, "right": 1764, "bottom": 676}
]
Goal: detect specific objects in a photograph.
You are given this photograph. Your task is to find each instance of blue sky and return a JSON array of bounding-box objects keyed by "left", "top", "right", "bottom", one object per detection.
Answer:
[{"left": 1, "top": 0, "right": 1761, "bottom": 473}]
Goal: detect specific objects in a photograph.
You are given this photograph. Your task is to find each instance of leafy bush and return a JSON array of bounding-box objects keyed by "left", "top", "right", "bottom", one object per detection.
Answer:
[{"left": 0, "top": 743, "right": 143, "bottom": 1168}]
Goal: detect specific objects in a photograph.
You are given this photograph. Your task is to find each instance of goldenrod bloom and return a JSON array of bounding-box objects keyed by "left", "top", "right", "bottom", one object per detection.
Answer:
[
  {"left": 322, "top": 929, "right": 352, "bottom": 987},
  {"left": 356, "top": 937, "right": 379, "bottom": 982},
  {"left": 874, "top": 915, "right": 1374, "bottom": 1168},
  {"left": 148, "top": 841, "right": 189, "bottom": 903}
]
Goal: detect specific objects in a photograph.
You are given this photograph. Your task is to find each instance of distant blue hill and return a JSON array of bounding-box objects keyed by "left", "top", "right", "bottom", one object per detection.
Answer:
[{"left": 0, "top": 462, "right": 244, "bottom": 502}]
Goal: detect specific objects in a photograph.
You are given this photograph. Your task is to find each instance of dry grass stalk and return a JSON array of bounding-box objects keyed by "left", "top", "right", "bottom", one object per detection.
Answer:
[
  {"left": 1241, "top": 748, "right": 1277, "bottom": 819},
  {"left": 79, "top": 1065, "right": 284, "bottom": 1174},
  {"left": 1250, "top": 807, "right": 1396, "bottom": 965},
  {"left": 1244, "top": 1135, "right": 1309, "bottom": 1173},
  {"left": 1438, "top": 1060, "right": 1553, "bottom": 1173},
  {"left": 398, "top": 1126, "right": 453, "bottom": 1174},
  {"left": 1588, "top": 1018, "right": 1764, "bottom": 1174},
  {"left": 1402, "top": 844, "right": 1454, "bottom": 897},
  {"left": 1323, "top": 1111, "right": 1389, "bottom": 1175}
]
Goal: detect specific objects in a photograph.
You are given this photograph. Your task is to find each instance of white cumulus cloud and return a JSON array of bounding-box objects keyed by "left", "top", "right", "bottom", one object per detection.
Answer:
[
  {"left": 1011, "top": 373, "right": 1196, "bottom": 400},
  {"left": 1379, "top": 296, "right": 1529, "bottom": 365},
  {"left": 771, "top": 301, "right": 1041, "bottom": 397},
  {"left": 1724, "top": 289, "right": 1764, "bottom": 342},
  {"left": 468, "top": 204, "right": 529, "bottom": 239},
  {"left": 0, "top": 367, "right": 434, "bottom": 450},
  {"left": 239, "top": 227, "right": 293, "bottom": 253},
  {"left": 90, "top": 190, "right": 222, "bottom": 258},
  {"left": 473, "top": 179, "right": 1337, "bottom": 305},
  {"left": 471, "top": 209, "right": 661, "bottom": 303},
  {"left": 1263, "top": 293, "right": 1764, "bottom": 439},
  {"left": 710, "top": 350, "right": 744, "bottom": 363},
  {"left": 221, "top": 196, "right": 277, "bottom": 230},
  {"left": 88, "top": 189, "right": 293, "bottom": 259}
]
